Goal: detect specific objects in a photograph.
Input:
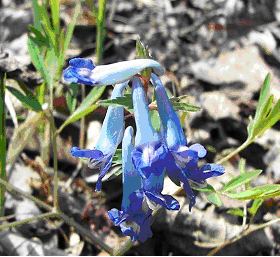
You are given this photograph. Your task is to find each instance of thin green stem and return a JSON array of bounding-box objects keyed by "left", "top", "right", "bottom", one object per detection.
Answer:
[
  {"left": 79, "top": 85, "right": 86, "bottom": 148},
  {"left": 96, "top": 0, "right": 107, "bottom": 64},
  {"left": 217, "top": 139, "right": 252, "bottom": 165},
  {"left": 48, "top": 112, "right": 59, "bottom": 212},
  {"left": 0, "top": 73, "right": 6, "bottom": 216},
  {"left": 0, "top": 177, "right": 52, "bottom": 211},
  {"left": 0, "top": 212, "right": 58, "bottom": 231}
]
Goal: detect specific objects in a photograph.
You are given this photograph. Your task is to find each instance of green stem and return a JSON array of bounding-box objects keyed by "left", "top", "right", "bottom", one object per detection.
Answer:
[
  {"left": 48, "top": 113, "right": 59, "bottom": 212},
  {"left": 79, "top": 85, "right": 86, "bottom": 148},
  {"left": 217, "top": 139, "right": 252, "bottom": 165},
  {"left": 96, "top": 0, "right": 107, "bottom": 64},
  {"left": 0, "top": 73, "right": 6, "bottom": 216},
  {"left": 0, "top": 212, "right": 58, "bottom": 231}
]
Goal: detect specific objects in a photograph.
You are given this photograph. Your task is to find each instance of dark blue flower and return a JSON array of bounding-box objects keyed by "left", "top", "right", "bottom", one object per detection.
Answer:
[
  {"left": 63, "top": 58, "right": 165, "bottom": 86},
  {"left": 70, "top": 81, "right": 128, "bottom": 191},
  {"left": 151, "top": 73, "right": 224, "bottom": 211},
  {"left": 108, "top": 126, "right": 179, "bottom": 242},
  {"left": 130, "top": 76, "right": 168, "bottom": 179}
]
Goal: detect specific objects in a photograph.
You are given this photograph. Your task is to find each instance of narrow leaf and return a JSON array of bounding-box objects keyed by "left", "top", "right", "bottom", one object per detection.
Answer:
[
  {"left": 227, "top": 208, "right": 244, "bottom": 217},
  {"left": 150, "top": 110, "right": 161, "bottom": 131},
  {"left": 207, "top": 192, "right": 222, "bottom": 207},
  {"left": 225, "top": 184, "right": 280, "bottom": 200},
  {"left": 221, "top": 170, "right": 262, "bottom": 193},
  {"left": 6, "top": 86, "right": 42, "bottom": 112},
  {"left": 58, "top": 86, "right": 105, "bottom": 133},
  {"left": 248, "top": 199, "right": 263, "bottom": 216}
]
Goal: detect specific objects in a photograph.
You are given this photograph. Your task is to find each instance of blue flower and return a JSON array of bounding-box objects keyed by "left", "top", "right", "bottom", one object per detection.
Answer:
[
  {"left": 63, "top": 58, "right": 165, "bottom": 86},
  {"left": 70, "top": 81, "right": 128, "bottom": 191},
  {"left": 108, "top": 126, "right": 179, "bottom": 242},
  {"left": 130, "top": 76, "right": 168, "bottom": 179},
  {"left": 151, "top": 73, "right": 224, "bottom": 211}
]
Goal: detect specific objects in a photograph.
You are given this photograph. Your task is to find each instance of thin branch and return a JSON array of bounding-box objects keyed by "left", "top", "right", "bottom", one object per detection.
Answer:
[
  {"left": 0, "top": 212, "right": 58, "bottom": 231},
  {"left": 0, "top": 177, "right": 52, "bottom": 211},
  {"left": 0, "top": 178, "right": 114, "bottom": 254}
]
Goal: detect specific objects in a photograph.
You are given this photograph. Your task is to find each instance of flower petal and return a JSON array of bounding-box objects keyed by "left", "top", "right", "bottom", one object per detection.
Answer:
[
  {"left": 94, "top": 155, "right": 113, "bottom": 191},
  {"left": 189, "top": 143, "right": 207, "bottom": 158},
  {"left": 63, "top": 58, "right": 164, "bottom": 86},
  {"left": 107, "top": 208, "right": 127, "bottom": 226},
  {"left": 69, "top": 58, "right": 95, "bottom": 69},
  {"left": 70, "top": 147, "right": 104, "bottom": 159},
  {"left": 63, "top": 58, "right": 96, "bottom": 85},
  {"left": 145, "top": 191, "right": 180, "bottom": 210},
  {"left": 132, "top": 141, "right": 168, "bottom": 179},
  {"left": 182, "top": 179, "right": 196, "bottom": 212}
]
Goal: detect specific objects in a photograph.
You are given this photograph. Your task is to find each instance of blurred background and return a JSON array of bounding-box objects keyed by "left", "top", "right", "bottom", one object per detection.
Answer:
[{"left": 0, "top": 0, "right": 280, "bottom": 255}]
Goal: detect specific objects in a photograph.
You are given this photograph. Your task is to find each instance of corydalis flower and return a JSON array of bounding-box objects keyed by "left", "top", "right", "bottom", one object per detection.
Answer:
[
  {"left": 71, "top": 81, "right": 128, "bottom": 191},
  {"left": 131, "top": 76, "right": 168, "bottom": 179},
  {"left": 63, "top": 58, "right": 164, "bottom": 86},
  {"left": 108, "top": 126, "right": 153, "bottom": 242},
  {"left": 131, "top": 76, "right": 179, "bottom": 210},
  {"left": 151, "top": 73, "right": 224, "bottom": 211},
  {"left": 108, "top": 127, "right": 179, "bottom": 242}
]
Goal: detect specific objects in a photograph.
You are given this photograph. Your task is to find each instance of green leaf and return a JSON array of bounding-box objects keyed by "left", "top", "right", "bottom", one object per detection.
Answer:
[
  {"left": 247, "top": 74, "right": 280, "bottom": 141},
  {"left": 248, "top": 199, "right": 263, "bottom": 216},
  {"left": 58, "top": 86, "right": 105, "bottom": 133},
  {"left": 207, "top": 192, "right": 222, "bottom": 207},
  {"left": 170, "top": 95, "right": 201, "bottom": 112},
  {"left": 50, "top": 0, "right": 60, "bottom": 35},
  {"left": 221, "top": 170, "right": 262, "bottom": 193},
  {"left": 66, "top": 83, "right": 79, "bottom": 113},
  {"left": 28, "top": 25, "right": 50, "bottom": 48},
  {"left": 98, "top": 93, "right": 133, "bottom": 112},
  {"left": 192, "top": 183, "right": 216, "bottom": 193},
  {"left": 172, "top": 102, "right": 201, "bottom": 112},
  {"left": 227, "top": 208, "right": 244, "bottom": 217},
  {"left": 27, "top": 38, "right": 51, "bottom": 86},
  {"left": 136, "top": 38, "right": 151, "bottom": 78},
  {"left": 59, "top": 2, "right": 81, "bottom": 70},
  {"left": 6, "top": 86, "right": 42, "bottom": 112},
  {"left": 112, "top": 149, "right": 122, "bottom": 165},
  {"left": 150, "top": 110, "right": 161, "bottom": 131},
  {"left": 225, "top": 184, "right": 280, "bottom": 200},
  {"left": 255, "top": 73, "right": 271, "bottom": 121}
]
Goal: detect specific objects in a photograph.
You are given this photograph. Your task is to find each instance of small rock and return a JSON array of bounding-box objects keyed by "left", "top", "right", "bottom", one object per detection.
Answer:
[
  {"left": 190, "top": 46, "right": 280, "bottom": 100},
  {"left": 199, "top": 91, "right": 239, "bottom": 120}
]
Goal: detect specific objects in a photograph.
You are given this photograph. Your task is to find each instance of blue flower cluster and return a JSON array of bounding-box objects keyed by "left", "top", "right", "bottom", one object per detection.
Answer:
[{"left": 63, "top": 58, "right": 224, "bottom": 242}]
